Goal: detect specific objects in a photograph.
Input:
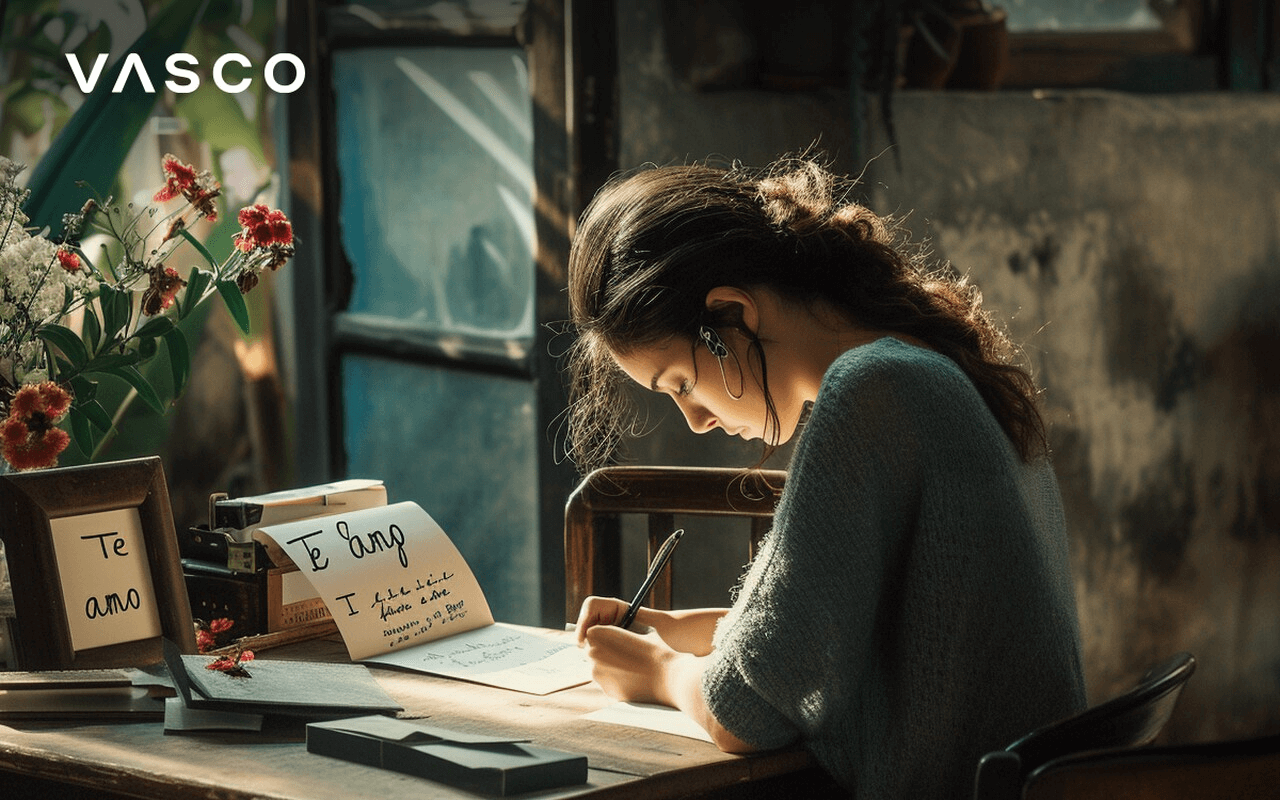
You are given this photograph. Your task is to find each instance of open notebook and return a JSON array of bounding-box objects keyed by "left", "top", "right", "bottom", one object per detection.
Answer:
[{"left": 251, "top": 501, "right": 589, "bottom": 695}]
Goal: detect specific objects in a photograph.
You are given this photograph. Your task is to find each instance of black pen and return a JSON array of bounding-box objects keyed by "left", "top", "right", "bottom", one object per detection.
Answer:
[{"left": 618, "top": 528, "right": 684, "bottom": 630}]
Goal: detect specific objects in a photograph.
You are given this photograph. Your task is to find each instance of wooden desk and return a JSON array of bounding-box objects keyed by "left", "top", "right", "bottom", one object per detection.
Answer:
[{"left": 0, "top": 634, "right": 834, "bottom": 799}]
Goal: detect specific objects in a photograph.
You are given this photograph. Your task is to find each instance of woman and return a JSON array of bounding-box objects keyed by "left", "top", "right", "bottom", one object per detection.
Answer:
[{"left": 565, "top": 157, "right": 1085, "bottom": 799}]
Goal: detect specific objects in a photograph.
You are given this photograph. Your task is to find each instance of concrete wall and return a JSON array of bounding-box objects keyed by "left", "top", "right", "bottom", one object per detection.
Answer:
[{"left": 613, "top": 0, "right": 1280, "bottom": 743}]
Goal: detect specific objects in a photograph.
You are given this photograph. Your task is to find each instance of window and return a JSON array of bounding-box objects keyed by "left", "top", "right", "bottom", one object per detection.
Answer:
[
  {"left": 1001, "top": 0, "right": 1276, "bottom": 91},
  {"left": 282, "top": 0, "right": 583, "bottom": 625}
]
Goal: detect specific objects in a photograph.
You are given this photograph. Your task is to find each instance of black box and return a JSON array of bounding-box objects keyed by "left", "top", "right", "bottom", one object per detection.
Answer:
[
  {"left": 182, "top": 559, "right": 268, "bottom": 637},
  {"left": 307, "top": 715, "right": 588, "bottom": 796}
]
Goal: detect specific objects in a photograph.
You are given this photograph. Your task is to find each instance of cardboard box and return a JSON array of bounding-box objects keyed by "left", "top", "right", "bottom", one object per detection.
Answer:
[
  {"left": 307, "top": 715, "right": 588, "bottom": 796},
  {"left": 265, "top": 566, "right": 332, "bottom": 631}
]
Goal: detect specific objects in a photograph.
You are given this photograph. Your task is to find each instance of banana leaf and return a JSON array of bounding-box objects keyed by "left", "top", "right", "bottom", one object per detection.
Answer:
[{"left": 22, "top": 0, "right": 211, "bottom": 237}]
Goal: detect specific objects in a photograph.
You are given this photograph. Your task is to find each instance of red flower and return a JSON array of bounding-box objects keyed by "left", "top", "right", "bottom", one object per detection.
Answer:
[
  {"left": 209, "top": 618, "right": 234, "bottom": 634},
  {"left": 196, "top": 629, "right": 215, "bottom": 653},
  {"left": 205, "top": 647, "right": 254, "bottom": 676},
  {"left": 152, "top": 153, "right": 221, "bottom": 222},
  {"left": 269, "top": 213, "right": 292, "bottom": 246},
  {"left": 55, "top": 246, "right": 81, "bottom": 273},
  {"left": 233, "top": 204, "right": 292, "bottom": 252},
  {"left": 1, "top": 382, "right": 73, "bottom": 470},
  {"left": 153, "top": 154, "right": 198, "bottom": 203}
]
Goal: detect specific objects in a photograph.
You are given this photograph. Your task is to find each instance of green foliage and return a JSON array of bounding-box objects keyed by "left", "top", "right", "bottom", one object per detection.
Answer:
[
  {"left": 2, "top": 0, "right": 288, "bottom": 468},
  {"left": 20, "top": 0, "right": 212, "bottom": 237}
]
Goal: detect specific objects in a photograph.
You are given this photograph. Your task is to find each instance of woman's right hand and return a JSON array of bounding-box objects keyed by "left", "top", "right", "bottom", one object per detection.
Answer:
[
  {"left": 575, "top": 595, "right": 633, "bottom": 644},
  {"left": 575, "top": 596, "right": 726, "bottom": 655}
]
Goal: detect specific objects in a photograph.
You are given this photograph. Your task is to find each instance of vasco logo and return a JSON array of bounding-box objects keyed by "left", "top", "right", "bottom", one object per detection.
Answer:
[{"left": 66, "top": 53, "right": 306, "bottom": 94}]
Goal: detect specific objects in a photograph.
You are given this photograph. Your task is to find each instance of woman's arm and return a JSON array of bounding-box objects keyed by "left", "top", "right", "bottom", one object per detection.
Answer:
[
  {"left": 580, "top": 622, "right": 757, "bottom": 753},
  {"left": 575, "top": 596, "right": 727, "bottom": 656}
]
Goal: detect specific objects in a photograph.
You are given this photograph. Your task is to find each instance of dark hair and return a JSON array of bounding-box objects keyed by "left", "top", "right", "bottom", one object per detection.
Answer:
[{"left": 564, "top": 156, "right": 1047, "bottom": 473}]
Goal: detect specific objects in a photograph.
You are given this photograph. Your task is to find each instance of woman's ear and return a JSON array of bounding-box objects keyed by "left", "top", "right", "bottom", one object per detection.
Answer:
[{"left": 704, "top": 286, "right": 760, "bottom": 336}]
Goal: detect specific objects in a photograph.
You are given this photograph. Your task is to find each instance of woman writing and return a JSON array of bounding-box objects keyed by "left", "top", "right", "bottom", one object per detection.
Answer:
[{"left": 565, "top": 157, "right": 1085, "bottom": 799}]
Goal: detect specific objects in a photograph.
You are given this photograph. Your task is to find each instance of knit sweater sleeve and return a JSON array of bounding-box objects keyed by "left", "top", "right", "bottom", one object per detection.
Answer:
[{"left": 701, "top": 340, "right": 932, "bottom": 750}]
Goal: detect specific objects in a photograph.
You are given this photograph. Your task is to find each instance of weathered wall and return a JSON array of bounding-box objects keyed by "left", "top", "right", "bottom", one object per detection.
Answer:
[
  {"left": 614, "top": 0, "right": 1280, "bottom": 743},
  {"left": 865, "top": 92, "right": 1280, "bottom": 742}
]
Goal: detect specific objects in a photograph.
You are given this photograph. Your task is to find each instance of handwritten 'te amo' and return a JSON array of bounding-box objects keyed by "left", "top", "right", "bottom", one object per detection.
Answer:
[
  {"left": 286, "top": 518, "right": 409, "bottom": 572},
  {"left": 79, "top": 531, "right": 144, "bottom": 620}
]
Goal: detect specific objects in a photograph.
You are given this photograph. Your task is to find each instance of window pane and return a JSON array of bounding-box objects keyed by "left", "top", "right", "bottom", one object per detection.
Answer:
[
  {"left": 333, "top": 47, "right": 534, "bottom": 339},
  {"left": 1006, "top": 0, "right": 1163, "bottom": 32},
  {"left": 341, "top": 354, "right": 539, "bottom": 624}
]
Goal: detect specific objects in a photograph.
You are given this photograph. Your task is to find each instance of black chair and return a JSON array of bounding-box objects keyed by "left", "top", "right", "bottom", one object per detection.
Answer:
[
  {"left": 1022, "top": 731, "right": 1280, "bottom": 799},
  {"left": 973, "top": 652, "right": 1196, "bottom": 800}
]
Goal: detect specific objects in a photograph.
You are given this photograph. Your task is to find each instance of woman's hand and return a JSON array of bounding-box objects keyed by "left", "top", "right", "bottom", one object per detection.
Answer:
[
  {"left": 575, "top": 596, "right": 728, "bottom": 655},
  {"left": 580, "top": 623, "right": 675, "bottom": 703},
  {"left": 580, "top": 614, "right": 758, "bottom": 754},
  {"left": 575, "top": 596, "right": 633, "bottom": 642}
]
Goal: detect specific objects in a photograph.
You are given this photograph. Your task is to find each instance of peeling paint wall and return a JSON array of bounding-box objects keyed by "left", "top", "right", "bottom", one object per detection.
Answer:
[{"left": 612, "top": 0, "right": 1280, "bottom": 743}]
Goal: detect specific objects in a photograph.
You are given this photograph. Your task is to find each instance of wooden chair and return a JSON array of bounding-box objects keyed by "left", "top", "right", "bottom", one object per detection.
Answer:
[
  {"left": 563, "top": 465, "right": 785, "bottom": 624},
  {"left": 1021, "top": 731, "right": 1280, "bottom": 799},
  {"left": 973, "top": 652, "right": 1197, "bottom": 800}
]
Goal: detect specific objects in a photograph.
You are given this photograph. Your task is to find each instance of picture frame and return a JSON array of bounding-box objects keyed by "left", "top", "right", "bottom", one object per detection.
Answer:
[{"left": 0, "top": 456, "right": 197, "bottom": 669}]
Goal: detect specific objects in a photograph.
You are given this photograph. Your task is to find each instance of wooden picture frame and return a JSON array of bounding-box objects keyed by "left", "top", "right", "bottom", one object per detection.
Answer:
[{"left": 0, "top": 456, "right": 197, "bottom": 669}]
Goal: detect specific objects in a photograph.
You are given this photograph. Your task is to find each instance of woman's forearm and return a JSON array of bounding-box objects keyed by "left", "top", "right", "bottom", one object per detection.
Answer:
[
  {"left": 632, "top": 607, "right": 728, "bottom": 656},
  {"left": 656, "top": 651, "right": 757, "bottom": 753}
]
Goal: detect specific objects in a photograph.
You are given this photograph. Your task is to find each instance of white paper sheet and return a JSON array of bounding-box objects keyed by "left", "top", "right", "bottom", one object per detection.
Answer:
[
  {"left": 367, "top": 623, "right": 591, "bottom": 695},
  {"left": 49, "top": 508, "right": 163, "bottom": 652},
  {"left": 583, "top": 701, "right": 715, "bottom": 743}
]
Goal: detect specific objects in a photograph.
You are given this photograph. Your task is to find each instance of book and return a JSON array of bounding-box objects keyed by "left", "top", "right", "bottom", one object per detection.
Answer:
[
  {"left": 0, "top": 666, "right": 175, "bottom": 722},
  {"left": 214, "top": 479, "right": 388, "bottom": 534},
  {"left": 251, "top": 501, "right": 591, "bottom": 694},
  {"left": 162, "top": 638, "right": 403, "bottom": 720},
  {"left": 306, "top": 715, "right": 588, "bottom": 796}
]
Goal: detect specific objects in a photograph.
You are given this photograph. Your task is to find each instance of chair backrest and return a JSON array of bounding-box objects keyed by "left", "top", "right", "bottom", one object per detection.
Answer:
[
  {"left": 1022, "top": 732, "right": 1280, "bottom": 800},
  {"left": 974, "top": 652, "right": 1196, "bottom": 800},
  {"left": 563, "top": 466, "right": 785, "bottom": 624}
]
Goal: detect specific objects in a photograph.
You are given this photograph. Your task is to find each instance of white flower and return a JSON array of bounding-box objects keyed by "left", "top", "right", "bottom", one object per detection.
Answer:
[{"left": 1, "top": 235, "right": 62, "bottom": 323}]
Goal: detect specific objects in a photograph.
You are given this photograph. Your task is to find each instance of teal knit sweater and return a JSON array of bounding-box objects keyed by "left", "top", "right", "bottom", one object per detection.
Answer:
[{"left": 703, "top": 337, "right": 1085, "bottom": 799}]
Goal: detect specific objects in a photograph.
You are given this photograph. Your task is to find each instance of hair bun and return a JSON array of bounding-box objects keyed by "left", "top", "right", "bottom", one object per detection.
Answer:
[
  {"left": 756, "top": 159, "right": 889, "bottom": 245},
  {"left": 756, "top": 160, "right": 832, "bottom": 236}
]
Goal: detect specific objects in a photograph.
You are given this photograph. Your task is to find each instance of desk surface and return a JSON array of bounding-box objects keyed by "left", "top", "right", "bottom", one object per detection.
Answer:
[{"left": 0, "top": 633, "right": 828, "bottom": 800}]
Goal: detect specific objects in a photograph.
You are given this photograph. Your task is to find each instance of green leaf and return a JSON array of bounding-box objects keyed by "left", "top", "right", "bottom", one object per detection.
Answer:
[
  {"left": 85, "top": 351, "right": 142, "bottom": 372},
  {"left": 215, "top": 279, "right": 251, "bottom": 334},
  {"left": 173, "top": 81, "right": 267, "bottom": 166},
  {"left": 97, "top": 365, "right": 166, "bottom": 415},
  {"left": 70, "top": 374, "right": 99, "bottom": 403},
  {"left": 36, "top": 323, "right": 89, "bottom": 368},
  {"left": 4, "top": 86, "right": 57, "bottom": 137},
  {"left": 98, "top": 283, "right": 131, "bottom": 341},
  {"left": 181, "top": 267, "right": 214, "bottom": 317},
  {"left": 82, "top": 306, "right": 102, "bottom": 353},
  {"left": 21, "top": 0, "right": 212, "bottom": 237},
  {"left": 164, "top": 328, "right": 191, "bottom": 397},
  {"left": 68, "top": 406, "right": 96, "bottom": 457},
  {"left": 80, "top": 399, "right": 115, "bottom": 433},
  {"left": 177, "top": 226, "right": 219, "bottom": 270},
  {"left": 135, "top": 315, "right": 176, "bottom": 339}
]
